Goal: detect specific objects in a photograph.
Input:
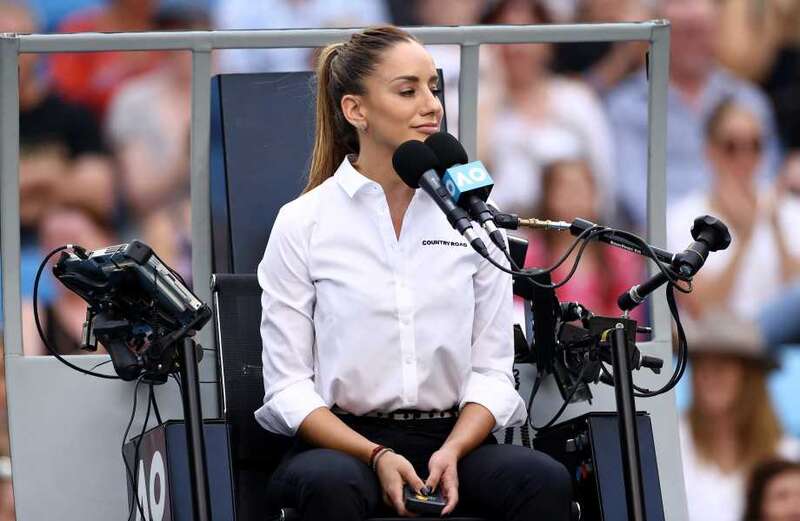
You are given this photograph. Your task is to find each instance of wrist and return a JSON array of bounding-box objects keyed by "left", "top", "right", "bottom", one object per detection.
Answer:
[
  {"left": 440, "top": 440, "right": 467, "bottom": 460},
  {"left": 371, "top": 447, "right": 395, "bottom": 472}
]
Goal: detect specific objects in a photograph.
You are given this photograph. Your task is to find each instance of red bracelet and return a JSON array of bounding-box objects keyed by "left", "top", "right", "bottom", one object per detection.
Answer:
[{"left": 369, "top": 445, "right": 386, "bottom": 468}]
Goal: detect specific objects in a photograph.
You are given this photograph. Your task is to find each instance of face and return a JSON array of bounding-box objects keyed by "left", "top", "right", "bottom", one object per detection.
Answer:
[
  {"left": 691, "top": 354, "right": 745, "bottom": 417},
  {"left": 0, "top": 4, "right": 38, "bottom": 85},
  {"left": 762, "top": 471, "right": 800, "bottom": 521},
  {"left": 661, "top": 0, "right": 718, "bottom": 79},
  {"left": 707, "top": 106, "right": 763, "bottom": 186},
  {"left": 493, "top": 0, "right": 551, "bottom": 81},
  {"left": 343, "top": 41, "right": 443, "bottom": 152},
  {"left": 39, "top": 208, "right": 112, "bottom": 254},
  {"left": 543, "top": 162, "right": 597, "bottom": 221}
]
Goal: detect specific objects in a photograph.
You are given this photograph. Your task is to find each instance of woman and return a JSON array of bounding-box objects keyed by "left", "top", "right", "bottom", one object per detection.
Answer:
[
  {"left": 679, "top": 313, "right": 800, "bottom": 521},
  {"left": 743, "top": 459, "right": 800, "bottom": 521},
  {"left": 257, "top": 26, "right": 572, "bottom": 520},
  {"left": 667, "top": 98, "right": 800, "bottom": 320}
]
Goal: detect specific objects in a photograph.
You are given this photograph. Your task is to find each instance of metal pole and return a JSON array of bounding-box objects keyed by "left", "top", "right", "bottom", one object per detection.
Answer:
[
  {"left": 180, "top": 338, "right": 211, "bottom": 521},
  {"left": 458, "top": 44, "right": 480, "bottom": 159},
  {"left": 611, "top": 326, "right": 647, "bottom": 521},
  {"left": 0, "top": 34, "right": 23, "bottom": 357},
  {"left": 645, "top": 20, "right": 671, "bottom": 342},
  {"left": 189, "top": 47, "right": 217, "bottom": 416}
]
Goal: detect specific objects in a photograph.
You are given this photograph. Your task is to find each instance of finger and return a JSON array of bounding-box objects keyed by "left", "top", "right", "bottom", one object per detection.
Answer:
[
  {"left": 441, "top": 469, "right": 459, "bottom": 516},
  {"left": 388, "top": 486, "right": 413, "bottom": 518},
  {"left": 441, "top": 481, "right": 459, "bottom": 516},
  {"left": 401, "top": 466, "right": 427, "bottom": 494},
  {"left": 425, "top": 464, "right": 443, "bottom": 493}
]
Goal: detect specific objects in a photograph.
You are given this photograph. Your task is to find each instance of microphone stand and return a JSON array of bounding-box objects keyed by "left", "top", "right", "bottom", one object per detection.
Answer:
[
  {"left": 499, "top": 213, "right": 729, "bottom": 521},
  {"left": 609, "top": 321, "right": 648, "bottom": 521}
]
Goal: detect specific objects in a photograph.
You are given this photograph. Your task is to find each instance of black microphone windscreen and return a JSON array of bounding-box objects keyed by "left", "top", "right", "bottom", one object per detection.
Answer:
[
  {"left": 392, "top": 140, "right": 440, "bottom": 189},
  {"left": 424, "top": 132, "right": 468, "bottom": 170}
]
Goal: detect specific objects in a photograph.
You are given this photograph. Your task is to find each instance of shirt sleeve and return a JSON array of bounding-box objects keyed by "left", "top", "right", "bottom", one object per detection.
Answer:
[
  {"left": 459, "top": 233, "right": 528, "bottom": 432},
  {"left": 254, "top": 204, "right": 327, "bottom": 436}
]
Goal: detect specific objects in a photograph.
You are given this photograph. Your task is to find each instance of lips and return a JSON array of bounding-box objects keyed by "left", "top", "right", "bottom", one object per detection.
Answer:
[{"left": 413, "top": 124, "right": 440, "bottom": 135}]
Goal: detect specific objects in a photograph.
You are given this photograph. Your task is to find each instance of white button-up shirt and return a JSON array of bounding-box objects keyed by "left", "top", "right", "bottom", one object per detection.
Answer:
[{"left": 255, "top": 156, "right": 527, "bottom": 437}]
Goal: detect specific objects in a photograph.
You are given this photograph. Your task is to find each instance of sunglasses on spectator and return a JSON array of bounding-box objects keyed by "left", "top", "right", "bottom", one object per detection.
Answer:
[{"left": 714, "top": 136, "right": 763, "bottom": 156}]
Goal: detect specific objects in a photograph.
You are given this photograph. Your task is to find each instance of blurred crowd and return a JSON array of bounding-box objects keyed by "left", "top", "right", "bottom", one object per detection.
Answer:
[{"left": 0, "top": 0, "right": 799, "bottom": 519}]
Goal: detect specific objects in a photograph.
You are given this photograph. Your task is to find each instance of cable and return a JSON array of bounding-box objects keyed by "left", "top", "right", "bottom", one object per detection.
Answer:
[
  {"left": 531, "top": 378, "right": 582, "bottom": 432},
  {"left": 34, "top": 245, "right": 121, "bottom": 380},
  {"left": 488, "top": 226, "right": 607, "bottom": 289},
  {"left": 131, "top": 380, "right": 154, "bottom": 520},
  {"left": 150, "top": 383, "right": 163, "bottom": 426},
  {"left": 89, "top": 359, "right": 114, "bottom": 372},
  {"left": 594, "top": 284, "right": 689, "bottom": 399},
  {"left": 122, "top": 376, "right": 147, "bottom": 521}
]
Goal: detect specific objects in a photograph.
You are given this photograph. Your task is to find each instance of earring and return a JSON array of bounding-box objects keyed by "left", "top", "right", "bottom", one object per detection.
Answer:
[{"left": 360, "top": 122, "right": 368, "bottom": 133}]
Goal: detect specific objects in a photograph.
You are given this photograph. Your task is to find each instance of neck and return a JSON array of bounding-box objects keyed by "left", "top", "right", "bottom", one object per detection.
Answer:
[
  {"left": 353, "top": 143, "right": 414, "bottom": 201},
  {"left": 671, "top": 68, "right": 708, "bottom": 105}
]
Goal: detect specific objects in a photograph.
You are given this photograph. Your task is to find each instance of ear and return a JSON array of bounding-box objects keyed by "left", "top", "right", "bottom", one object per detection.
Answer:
[{"left": 341, "top": 94, "right": 367, "bottom": 130}]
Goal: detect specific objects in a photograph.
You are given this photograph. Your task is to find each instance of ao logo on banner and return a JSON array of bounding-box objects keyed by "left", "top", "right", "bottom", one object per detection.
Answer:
[
  {"left": 135, "top": 450, "right": 167, "bottom": 521},
  {"left": 442, "top": 161, "right": 493, "bottom": 203}
]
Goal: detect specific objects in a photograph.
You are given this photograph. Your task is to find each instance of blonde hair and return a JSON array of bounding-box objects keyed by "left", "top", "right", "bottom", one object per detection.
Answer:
[
  {"left": 304, "top": 25, "right": 418, "bottom": 193},
  {"left": 688, "top": 360, "right": 782, "bottom": 471}
]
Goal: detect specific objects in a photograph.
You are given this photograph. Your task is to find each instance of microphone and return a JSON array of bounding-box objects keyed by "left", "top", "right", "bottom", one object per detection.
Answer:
[
  {"left": 424, "top": 132, "right": 507, "bottom": 252},
  {"left": 392, "top": 140, "right": 489, "bottom": 258},
  {"left": 617, "top": 215, "right": 731, "bottom": 311}
]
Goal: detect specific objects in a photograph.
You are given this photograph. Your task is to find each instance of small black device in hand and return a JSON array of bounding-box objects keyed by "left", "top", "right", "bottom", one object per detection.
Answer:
[{"left": 404, "top": 485, "right": 446, "bottom": 515}]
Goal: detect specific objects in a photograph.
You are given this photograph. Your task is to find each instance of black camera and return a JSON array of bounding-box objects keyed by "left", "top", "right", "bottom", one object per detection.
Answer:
[{"left": 53, "top": 240, "right": 211, "bottom": 381}]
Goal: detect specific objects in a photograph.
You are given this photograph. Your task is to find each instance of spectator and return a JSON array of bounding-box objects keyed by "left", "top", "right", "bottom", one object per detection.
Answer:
[
  {"left": 679, "top": 313, "right": 800, "bottom": 521},
  {"left": 478, "top": 0, "right": 616, "bottom": 221},
  {"left": 0, "top": 0, "right": 115, "bottom": 307},
  {"left": 743, "top": 459, "right": 800, "bottom": 521},
  {"left": 552, "top": 0, "right": 650, "bottom": 95},
  {"left": 22, "top": 207, "right": 115, "bottom": 356},
  {"left": 520, "top": 158, "right": 645, "bottom": 319},
  {"left": 49, "top": 0, "right": 164, "bottom": 119},
  {"left": 103, "top": 5, "right": 209, "bottom": 284},
  {"left": 213, "top": 0, "right": 389, "bottom": 73},
  {"left": 605, "top": 0, "right": 781, "bottom": 229},
  {"left": 667, "top": 100, "right": 800, "bottom": 320}
]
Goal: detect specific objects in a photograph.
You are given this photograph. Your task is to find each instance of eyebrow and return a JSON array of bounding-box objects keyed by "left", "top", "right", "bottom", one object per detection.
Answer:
[{"left": 390, "top": 74, "right": 440, "bottom": 83}]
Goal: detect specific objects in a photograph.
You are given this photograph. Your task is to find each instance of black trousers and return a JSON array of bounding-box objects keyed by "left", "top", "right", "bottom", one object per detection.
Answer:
[{"left": 265, "top": 414, "right": 572, "bottom": 521}]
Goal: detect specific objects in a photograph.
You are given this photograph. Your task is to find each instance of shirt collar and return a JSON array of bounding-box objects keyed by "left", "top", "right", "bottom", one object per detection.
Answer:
[{"left": 335, "top": 155, "right": 380, "bottom": 198}]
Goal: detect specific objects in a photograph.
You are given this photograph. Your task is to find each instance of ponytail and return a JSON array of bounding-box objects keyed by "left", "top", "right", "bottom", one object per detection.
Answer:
[
  {"left": 303, "top": 25, "right": 417, "bottom": 193},
  {"left": 305, "top": 43, "right": 355, "bottom": 193}
]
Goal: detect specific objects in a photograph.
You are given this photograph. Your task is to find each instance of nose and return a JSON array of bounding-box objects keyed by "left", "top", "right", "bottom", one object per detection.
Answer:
[{"left": 420, "top": 86, "right": 443, "bottom": 119}]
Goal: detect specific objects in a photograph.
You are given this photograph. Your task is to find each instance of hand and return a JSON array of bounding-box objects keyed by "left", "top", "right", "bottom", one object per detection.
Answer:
[
  {"left": 425, "top": 446, "right": 460, "bottom": 516},
  {"left": 713, "top": 178, "right": 757, "bottom": 242},
  {"left": 375, "top": 451, "right": 426, "bottom": 517}
]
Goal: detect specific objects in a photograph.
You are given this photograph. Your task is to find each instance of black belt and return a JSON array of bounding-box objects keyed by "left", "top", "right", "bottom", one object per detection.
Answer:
[{"left": 331, "top": 405, "right": 459, "bottom": 421}]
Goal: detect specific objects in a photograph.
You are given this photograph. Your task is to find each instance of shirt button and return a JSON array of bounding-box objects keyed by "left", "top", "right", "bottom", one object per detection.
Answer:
[
  {"left": 405, "top": 356, "right": 414, "bottom": 364},
  {"left": 401, "top": 315, "right": 410, "bottom": 325}
]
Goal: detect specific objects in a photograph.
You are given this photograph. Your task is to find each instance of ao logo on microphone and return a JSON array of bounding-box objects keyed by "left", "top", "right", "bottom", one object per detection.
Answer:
[
  {"left": 442, "top": 161, "right": 493, "bottom": 203},
  {"left": 135, "top": 450, "right": 167, "bottom": 521}
]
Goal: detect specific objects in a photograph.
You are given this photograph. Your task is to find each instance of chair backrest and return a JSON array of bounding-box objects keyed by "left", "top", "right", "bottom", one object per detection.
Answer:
[{"left": 212, "top": 273, "right": 292, "bottom": 521}]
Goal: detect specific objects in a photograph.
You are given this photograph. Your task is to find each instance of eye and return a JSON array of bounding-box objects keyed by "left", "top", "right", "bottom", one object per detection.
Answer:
[
  {"left": 430, "top": 85, "right": 442, "bottom": 94},
  {"left": 399, "top": 89, "right": 415, "bottom": 97}
]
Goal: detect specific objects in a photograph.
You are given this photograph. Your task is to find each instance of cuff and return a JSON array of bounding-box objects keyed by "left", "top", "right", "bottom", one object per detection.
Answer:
[
  {"left": 254, "top": 378, "right": 328, "bottom": 437},
  {"left": 459, "top": 370, "right": 527, "bottom": 432}
]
